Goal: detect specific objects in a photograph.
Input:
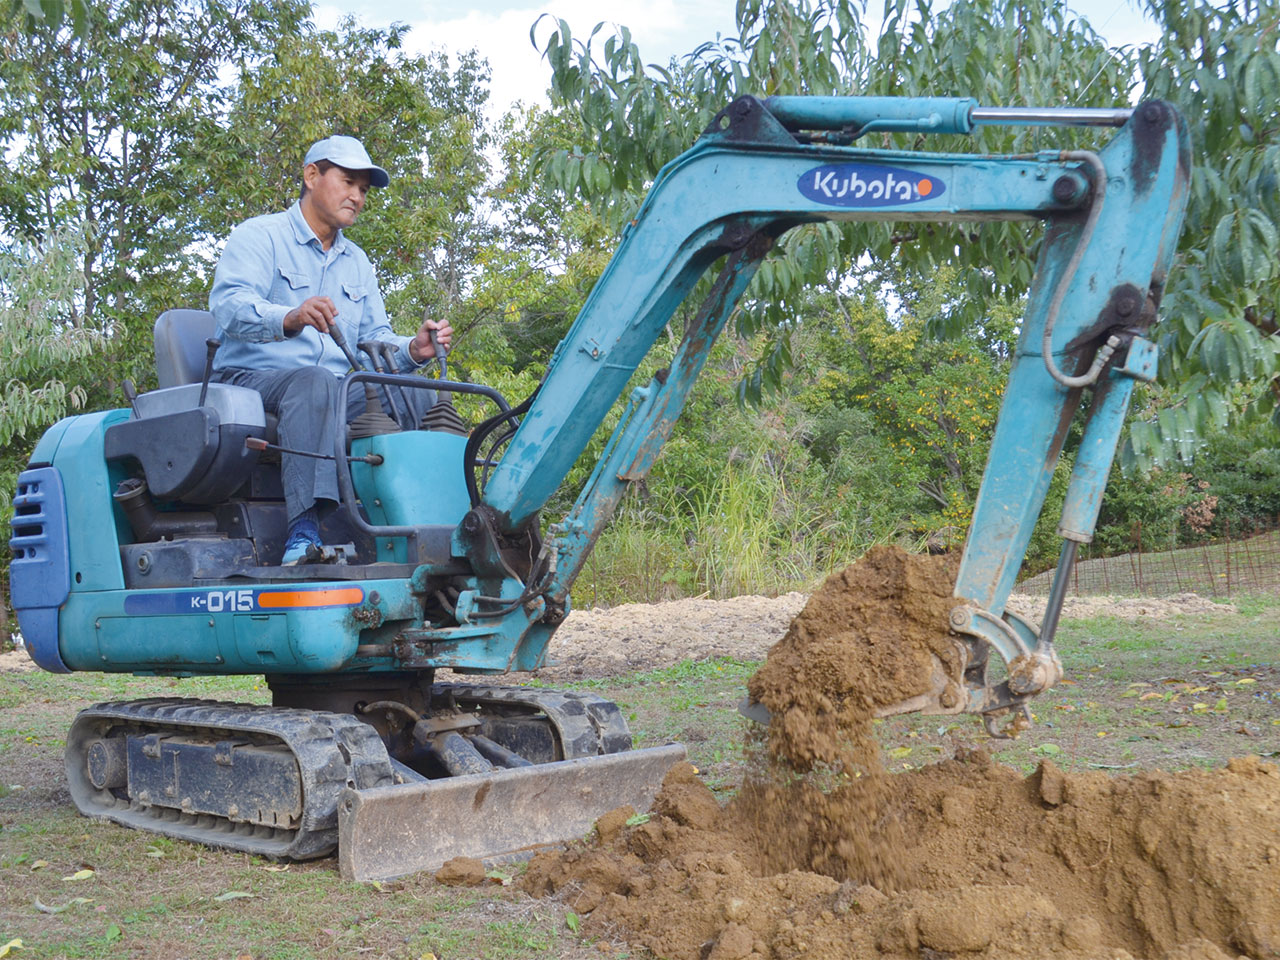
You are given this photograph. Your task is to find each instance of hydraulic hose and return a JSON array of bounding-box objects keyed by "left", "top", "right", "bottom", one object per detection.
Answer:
[{"left": 1040, "top": 150, "right": 1121, "bottom": 389}]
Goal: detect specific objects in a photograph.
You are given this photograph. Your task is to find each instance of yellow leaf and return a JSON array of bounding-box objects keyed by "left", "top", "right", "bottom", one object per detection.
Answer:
[
  {"left": 0, "top": 938, "right": 23, "bottom": 958},
  {"left": 1188, "top": 686, "right": 1209, "bottom": 693},
  {"left": 30, "top": 860, "right": 49, "bottom": 871},
  {"left": 1236, "top": 678, "right": 1257, "bottom": 685},
  {"left": 62, "top": 869, "right": 94, "bottom": 882},
  {"left": 1096, "top": 731, "right": 1109, "bottom": 737},
  {"left": 262, "top": 864, "right": 290, "bottom": 873},
  {"left": 1192, "top": 703, "right": 1209, "bottom": 713},
  {"left": 1139, "top": 692, "right": 1162, "bottom": 701},
  {"left": 888, "top": 746, "right": 912, "bottom": 759}
]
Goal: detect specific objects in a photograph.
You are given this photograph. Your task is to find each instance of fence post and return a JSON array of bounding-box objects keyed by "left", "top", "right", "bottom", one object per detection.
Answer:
[
  {"left": 1225, "top": 516, "right": 1232, "bottom": 597},
  {"left": 1169, "top": 535, "right": 1183, "bottom": 593},
  {"left": 1199, "top": 535, "right": 1217, "bottom": 598},
  {"left": 1134, "top": 521, "right": 1142, "bottom": 595}
]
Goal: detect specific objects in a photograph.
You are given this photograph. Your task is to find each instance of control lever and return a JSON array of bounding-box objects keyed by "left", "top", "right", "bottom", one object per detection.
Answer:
[
  {"left": 371, "top": 340, "right": 415, "bottom": 420},
  {"left": 244, "top": 436, "right": 384, "bottom": 465},
  {"left": 328, "top": 325, "right": 398, "bottom": 439},
  {"left": 418, "top": 315, "right": 467, "bottom": 436},
  {"left": 197, "top": 338, "right": 220, "bottom": 407},
  {"left": 357, "top": 340, "right": 407, "bottom": 427},
  {"left": 122, "top": 379, "right": 141, "bottom": 418}
]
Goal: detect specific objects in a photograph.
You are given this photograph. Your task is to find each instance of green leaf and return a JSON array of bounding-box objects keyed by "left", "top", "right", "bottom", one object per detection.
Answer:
[
  {"left": 213, "top": 890, "right": 255, "bottom": 902},
  {"left": 104, "top": 925, "right": 122, "bottom": 943},
  {"left": 565, "top": 910, "right": 581, "bottom": 933}
]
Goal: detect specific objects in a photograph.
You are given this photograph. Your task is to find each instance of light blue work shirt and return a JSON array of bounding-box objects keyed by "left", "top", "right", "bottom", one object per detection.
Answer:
[{"left": 209, "top": 202, "right": 420, "bottom": 375}]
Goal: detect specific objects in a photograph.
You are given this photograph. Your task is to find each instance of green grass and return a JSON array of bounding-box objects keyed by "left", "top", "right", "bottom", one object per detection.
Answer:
[
  {"left": 0, "top": 813, "right": 589, "bottom": 960},
  {"left": 0, "top": 669, "right": 268, "bottom": 708},
  {"left": 573, "top": 443, "right": 885, "bottom": 606}
]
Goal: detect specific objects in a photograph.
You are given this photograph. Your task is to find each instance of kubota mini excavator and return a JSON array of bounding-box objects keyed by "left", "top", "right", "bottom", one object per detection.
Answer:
[{"left": 9, "top": 94, "right": 1189, "bottom": 880}]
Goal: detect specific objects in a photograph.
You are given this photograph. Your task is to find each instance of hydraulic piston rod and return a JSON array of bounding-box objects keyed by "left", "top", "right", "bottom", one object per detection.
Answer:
[
  {"left": 970, "top": 106, "right": 1133, "bottom": 127},
  {"left": 763, "top": 96, "right": 1133, "bottom": 136}
]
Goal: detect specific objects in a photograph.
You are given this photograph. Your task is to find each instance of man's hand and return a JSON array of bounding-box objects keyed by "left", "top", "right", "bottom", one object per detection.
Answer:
[
  {"left": 409, "top": 317, "right": 454, "bottom": 363},
  {"left": 283, "top": 296, "right": 338, "bottom": 335}
]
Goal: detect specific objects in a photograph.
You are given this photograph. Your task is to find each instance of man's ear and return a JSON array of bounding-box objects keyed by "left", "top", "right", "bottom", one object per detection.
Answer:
[{"left": 302, "top": 162, "right": 320, "bottom": 192}]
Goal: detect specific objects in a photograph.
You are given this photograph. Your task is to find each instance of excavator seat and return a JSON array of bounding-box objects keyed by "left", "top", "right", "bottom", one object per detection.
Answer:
[{"left": 103, "top": 310, "right": 268, "bottom": 504}]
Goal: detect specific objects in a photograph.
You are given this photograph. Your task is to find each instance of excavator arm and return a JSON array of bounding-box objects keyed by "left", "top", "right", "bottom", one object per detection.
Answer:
[{"left": 461, "top": 95, "right": 1190, "bottom": 727}]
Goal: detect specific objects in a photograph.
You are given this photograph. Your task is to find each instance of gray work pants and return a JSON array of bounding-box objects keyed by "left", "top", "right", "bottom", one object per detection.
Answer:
[{"left": 215, "top": 366, "right": 435, "bottom": 522}]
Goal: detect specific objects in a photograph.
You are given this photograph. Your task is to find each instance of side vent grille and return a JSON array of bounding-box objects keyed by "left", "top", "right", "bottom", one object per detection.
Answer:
[{"left": 10, "top": 476, "right": 48, "bottom": 561}]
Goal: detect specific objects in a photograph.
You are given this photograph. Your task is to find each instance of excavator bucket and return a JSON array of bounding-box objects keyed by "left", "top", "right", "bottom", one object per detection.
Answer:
[{"left": 337, "top": 743, "right": 686, "bottom": 881}]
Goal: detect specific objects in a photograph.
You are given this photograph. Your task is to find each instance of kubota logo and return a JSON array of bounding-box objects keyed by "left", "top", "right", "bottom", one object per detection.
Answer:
[{"left": 799, "top": 163, "right": 945, "bottom": 207}]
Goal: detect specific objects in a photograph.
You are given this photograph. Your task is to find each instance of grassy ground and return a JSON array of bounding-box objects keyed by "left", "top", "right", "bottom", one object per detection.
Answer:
[{"left": 1, "top": 597, "right": 1278, "bottom": 959}]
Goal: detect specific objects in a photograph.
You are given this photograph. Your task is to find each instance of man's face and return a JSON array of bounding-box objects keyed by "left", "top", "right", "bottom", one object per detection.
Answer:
[{"left": 303, "top": 163, "right": 372, "bottom": 232}]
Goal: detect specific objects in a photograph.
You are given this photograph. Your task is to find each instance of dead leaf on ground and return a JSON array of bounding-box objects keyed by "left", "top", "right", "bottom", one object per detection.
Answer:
[
  {"left": 213, "top": 891, "right": 256, "bottom": 902},
  {"left": 62, "top": 869, "right": 95, "bottom": 882}
]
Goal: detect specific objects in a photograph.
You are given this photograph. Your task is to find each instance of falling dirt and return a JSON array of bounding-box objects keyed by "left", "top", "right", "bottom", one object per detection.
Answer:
[{"left": 523, "top": 548, "right": 1280, "bottom": 960}]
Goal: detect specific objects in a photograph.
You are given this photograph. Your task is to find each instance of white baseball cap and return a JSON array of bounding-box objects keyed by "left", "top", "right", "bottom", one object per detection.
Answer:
[{"left": 304, "top": 135, "right": 389, "bottom": 188}]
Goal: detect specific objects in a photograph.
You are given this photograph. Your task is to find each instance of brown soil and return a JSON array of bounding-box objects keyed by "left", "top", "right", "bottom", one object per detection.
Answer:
[
  {"left": 523, "top": 548, "right": 1280, "bottom": 960},
  {"left": 0, "top": 647, "right": 35, "bottom": 672}
]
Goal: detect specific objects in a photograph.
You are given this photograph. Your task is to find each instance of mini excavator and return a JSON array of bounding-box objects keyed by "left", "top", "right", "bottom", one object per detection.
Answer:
[{"left": 9, "top": 95, "right": 1189, "bottom": 880}]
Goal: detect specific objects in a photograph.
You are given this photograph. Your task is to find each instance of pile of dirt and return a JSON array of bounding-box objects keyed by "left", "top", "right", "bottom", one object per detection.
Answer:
[
  {"left": 522, "top": 548, "right": 1280, "bottom": 960},
  {"left": 525, "top": 755, "right": 1280, "bottom": 960}
]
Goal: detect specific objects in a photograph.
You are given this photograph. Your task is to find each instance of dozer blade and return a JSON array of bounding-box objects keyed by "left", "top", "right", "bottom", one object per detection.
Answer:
[{"left": 337, "top": 743, "right": 686, "bottom": 881}]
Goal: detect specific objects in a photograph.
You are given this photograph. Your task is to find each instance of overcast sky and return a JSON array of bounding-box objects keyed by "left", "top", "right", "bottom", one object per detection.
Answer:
[{"left": 313, "top": 0, "right": 1162, "bottom": 118}]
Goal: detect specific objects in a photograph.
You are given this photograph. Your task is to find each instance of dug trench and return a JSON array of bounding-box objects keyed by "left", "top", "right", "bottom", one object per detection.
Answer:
[{"left": 512, "top": 547, "right": 1280, "bottom": 960}]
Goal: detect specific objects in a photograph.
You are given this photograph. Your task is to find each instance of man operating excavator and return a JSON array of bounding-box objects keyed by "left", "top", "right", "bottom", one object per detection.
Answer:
[{"left": 209, "top": 135, "right": 453, "bottom": 565}]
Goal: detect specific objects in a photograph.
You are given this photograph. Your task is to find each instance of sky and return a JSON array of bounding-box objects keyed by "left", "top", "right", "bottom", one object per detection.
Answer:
[{"left": 313, "top": 0, "right": 1163, "bottom": 118}]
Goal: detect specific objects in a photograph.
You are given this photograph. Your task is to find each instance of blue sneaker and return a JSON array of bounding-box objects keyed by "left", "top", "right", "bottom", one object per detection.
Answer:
[{"left": 281, "top": 518, "right": 323, "bottom": 566}]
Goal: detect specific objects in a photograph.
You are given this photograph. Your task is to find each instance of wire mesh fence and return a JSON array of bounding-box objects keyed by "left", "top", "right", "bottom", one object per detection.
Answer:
[{"left": 1015, "top": 520, "right": 1280, "bottom": 598}]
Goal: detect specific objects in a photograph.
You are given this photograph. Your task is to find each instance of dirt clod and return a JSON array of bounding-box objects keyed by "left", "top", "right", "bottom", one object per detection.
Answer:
[
  {"left": 434, "top": 856, "right": 486, "bottom": 886},
  {"left": 526, "top": 547, "right": 1280, "bottom": 960}
]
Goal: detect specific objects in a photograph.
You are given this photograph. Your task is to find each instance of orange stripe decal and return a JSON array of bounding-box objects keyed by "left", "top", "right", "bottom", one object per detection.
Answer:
[{"left": 257, "top": 588, "right": 365, "bottom": 609}]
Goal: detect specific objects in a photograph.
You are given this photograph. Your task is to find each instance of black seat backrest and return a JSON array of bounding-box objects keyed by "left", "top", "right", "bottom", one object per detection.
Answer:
[{"left": 154, "top": 309, "right": 217, "bottom": 388}]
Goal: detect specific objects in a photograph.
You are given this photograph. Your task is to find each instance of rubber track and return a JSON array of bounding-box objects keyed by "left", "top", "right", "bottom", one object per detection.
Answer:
[
  {"left": 65, "top": 698, "right": 395, "bottom": 860},
  {"left": 436, "top": 682, "right": 633, "bottom": 758}
]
